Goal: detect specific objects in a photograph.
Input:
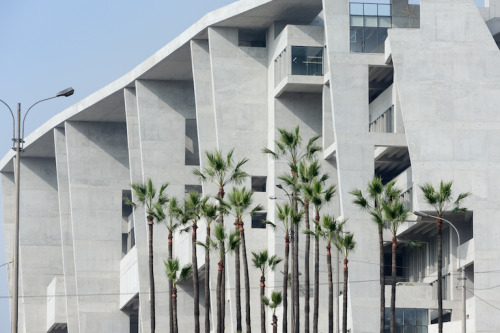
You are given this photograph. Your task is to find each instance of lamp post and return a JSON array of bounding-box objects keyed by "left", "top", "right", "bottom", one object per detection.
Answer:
[
  {"left": 414, "top": 211, "right": 466, "bottom": 333},
  {"left": 336, "top": 228, "right": 350, "bottom": 333},
  {"left": 1, "top": 87, "right": 74, "bottom": 333}
]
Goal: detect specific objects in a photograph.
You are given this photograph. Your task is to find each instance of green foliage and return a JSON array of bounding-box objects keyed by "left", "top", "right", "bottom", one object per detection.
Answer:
[
  {"left": 419, "top": 180, "right": 470, "bottom": 216},
  {"left": 213, "top": 223, "right": 241, "bottom": 259},
  {"left": 335, "top": 233, "right": 356, "bottom": 259},
  {"left": 193, "top": 149, "right": 249, "bottom": 188},
  {"left": 252, "top": 250, "right": 283, "bottom": 276},
  {"left": 165, "top": 258, "right": 193, "bottom": 285},
  {"left": 128, "top": 178, "right": 169, "bottom": 216},
  {"left": 262, "top": 291, "right": 283, "bottom": 315},
  {"left": 219, "top": 187, "right": 263, "bottom": 221}
]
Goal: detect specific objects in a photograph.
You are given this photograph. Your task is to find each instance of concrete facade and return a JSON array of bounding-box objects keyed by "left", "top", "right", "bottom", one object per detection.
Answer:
[{"left": 2, "top": 0, "right": 500, "bottom": 332}]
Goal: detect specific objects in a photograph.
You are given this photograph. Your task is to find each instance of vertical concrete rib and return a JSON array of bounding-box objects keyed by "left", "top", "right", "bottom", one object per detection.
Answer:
[
  {"left": 18, "top": 157, "right": 63, "bottom": 333},
  {"left": 54, "top": 127, "right": 80, "bottom": 332},
  {"left": 65, "top": 121, "right": 129, "bottom": 332}
]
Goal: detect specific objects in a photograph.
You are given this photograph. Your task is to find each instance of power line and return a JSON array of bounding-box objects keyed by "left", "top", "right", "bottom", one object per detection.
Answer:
[{"left": 465, "top": 287, "right": 500, "bottom": 312}]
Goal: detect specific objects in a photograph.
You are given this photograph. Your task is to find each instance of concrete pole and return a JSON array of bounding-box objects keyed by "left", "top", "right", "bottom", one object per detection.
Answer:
[
  {"left": 462, "top": 268, "right": 466, "bottom": 333},
  {"left": 11, "top": 103, "right": 21, "bottom": 333}
]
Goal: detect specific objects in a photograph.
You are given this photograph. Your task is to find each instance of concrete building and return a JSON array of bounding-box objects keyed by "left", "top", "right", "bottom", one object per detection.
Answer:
[{"left": 2, "top": 0, "right": 500, "bottom": 332}]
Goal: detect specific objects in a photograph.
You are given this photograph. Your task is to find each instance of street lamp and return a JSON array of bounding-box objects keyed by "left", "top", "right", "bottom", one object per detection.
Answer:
[
  {"left": 0, "top": 87, "right": 74, "bottom": 333},
  {"left": 414, "top": 211, "right": 466, "bottom": 333}
]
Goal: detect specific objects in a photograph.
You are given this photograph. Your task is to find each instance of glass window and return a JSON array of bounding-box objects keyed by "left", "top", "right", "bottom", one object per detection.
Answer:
[
  {"left": 350, "top": 3, "right": 363, "bottom": 15},
  {"left": 364, "top": 16, "right": 378, "bottom": 27},
  {"left": 395, "top": 308, "right": 404, "bottom": 326},
  {"left": 251, "top": 213, "right": 267, "bottom": 229},
  {"left": 378, "top": 4, "right": 391, "bottom": 16},
  {"left": 378, "top": 17, "right": 392, "bottom": 28},
  {"left": 363, "top": 27, "right": 378, "bottom": 53},
  {"left": 350, "top": 16, "right": 364, "bottom": 27},
  {"left": 238, "top": 29, "right": 266, "bottom": 47},
  {"left": 350, "top": 27, "right": 364, "bottom": 53},
  {"left": 291, "top": 46, "right": 323, "bottom": 76},
  {"left": 377, "top": 28, "right": 388, "bottom": 53},
  {"left": 416, "top": 309, "right": 428, "bottom": 325},
  {"left": 251, "top": 176, "right": 267, "bottom": 192},
  {"left": 364, "top": 3, "right": 378, "bottom": 15},
  {"left": 404, "top": 309, "right": 417, "bottom": 326}
]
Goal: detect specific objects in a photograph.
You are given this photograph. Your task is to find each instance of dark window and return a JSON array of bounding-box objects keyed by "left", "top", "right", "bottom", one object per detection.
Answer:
[
  {"left": 238, "top": 29, "right": 266, "bottom": 47},
  {"left": 291, "top": 46, "right": 323, "bottom": 76},
  {"left": 251, "top": 176, "right": 267, "bottom": 192},
  {"left": 251, "top": 212, "right": 267, "bottom": 229},
  {"left": 185, "top": 119, "right": 200, "bottom": 166},
  {"left": 185, "top": 185, "right": 202, "bottom": 197}
]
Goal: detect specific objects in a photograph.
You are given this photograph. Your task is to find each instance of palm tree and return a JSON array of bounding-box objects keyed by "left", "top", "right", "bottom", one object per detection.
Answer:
[
  {"left": 383, "top": 196, "right": 409, "bottom": 333},
  {"left": 201, "top": 201, "right": 218, "bottom": 333},
  {"left": 335, "top": 233, "right": 356, "bottom": 333},
  {"left": 219, "top": 187, "right": 263, "bottom": 333},
  {"left": 419, "top": 181, "right": 469, "bottom": 333},
  {"left": 152, "top": 197, "right": 182, "bottom": 333},
  {"left": 193, "top": 148, "right": 249, "bottom": 332},
  {"left": 302, "top": 180, "right": 336, "bottom": 333},
  {"left": 127, "top": 179, "right": 168, "bottom": 333},
  {"left": 350, "top": 177, "right": 400, "bottom": 333},
  {"left": 306, "top": 215, "right": 345, "bottom": 333},
  {"left": 262, "top": 291, "right": 283, "bottom": 333},
  {"left": 264, "top": 126, "right": 322, "bottom": 333},
  {"left": 165, "top": 258, "right": 193, "bottom": 333},
  {"left": 266, "top": 203, "right": 303, "bottom": 333},
  {"left": 252, "top": 250, "right": 283, "bottom": 333},
  {"left": 212, "top": 223, "right": 240, "bottom": 333},
  {"left": 184, "top": 191, "right": 211, "bottom": 333}
]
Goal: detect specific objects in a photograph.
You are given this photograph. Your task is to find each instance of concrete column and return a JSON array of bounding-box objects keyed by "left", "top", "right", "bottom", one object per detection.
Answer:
[
  {"left": 54, "top": 128, "right": 80, "bottom": 332},
  {"left": 65, "top": 121, "right": 129, "bottom": 332}
]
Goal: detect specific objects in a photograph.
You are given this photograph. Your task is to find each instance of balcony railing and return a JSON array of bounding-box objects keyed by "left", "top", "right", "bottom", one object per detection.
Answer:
[
  {"left": 401, "top": 187, "right": 413, "bottom": 211},
  {"left": 369, "top": 105, "right": 394, "bottom": 133}
]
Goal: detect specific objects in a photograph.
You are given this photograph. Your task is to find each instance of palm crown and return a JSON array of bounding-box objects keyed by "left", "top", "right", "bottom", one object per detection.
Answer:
[
  {"left": 252, "top": 250, "right": 283, "bottom": 276},
  {"left": 419, "top": 180, "right": 470, "bottom": 216},
  {"left": 127, "top": 178, "right": 169, "bottom": 217},
  {"left": 165, "top": 258, "right": 192, "bottom": 285}
]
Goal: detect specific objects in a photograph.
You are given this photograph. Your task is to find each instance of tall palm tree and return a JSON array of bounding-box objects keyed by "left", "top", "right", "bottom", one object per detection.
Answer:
[
  {"left": 262, "top": 291, "right": 283, "bottom": 333},
  {"left": 263, "top": 126, "right": 322, "bottom": 333},
  {"left": 201, "top": 201, "right": 218, "bottom": 333},
  {"left": 219, "top": 187, "right": 263, "bottom": 333},
  {"left": 302, "top": 180, "right": 336, "bottom": 333},
  {"left": 127, "top": 179, "right": 168, "bottom": 333},
  {"left": 152, "top": 197, "right": 182, "bottom": 333},
  {"left": 252, "top": 250, "right": 283, "bottom": 333},
  {"left": 165, "top": 258, "right": 193, "bottom": 333},
  {"left": 306, "top": 215, "right": 345, "bottom": 333},
  {"left": 184, "top": 191, "right": 211, "bottom": 333},
  {"left": 419, "top": 181, "right": 469, "bottom": 333},
  {"left": 193, "top": 148, "right": 249, "bottom": 332},
  {"left": 383, "top": 196, "right": 408, "bottom": 333},
  {"left": 350, "top": 177, "right": 400, "bottom": 333},
  {"left": 266, "top": 203, "right": 303, "bottom": 333},
  {"left": 212, "top": 223, "right": 240, "bottom": 333},
  {"left": 335, "top": 233, "right": 356, "bottom": 333}
]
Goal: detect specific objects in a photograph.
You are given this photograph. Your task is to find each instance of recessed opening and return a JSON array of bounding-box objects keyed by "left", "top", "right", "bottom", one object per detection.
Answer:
[
  {"left": 251, "top": 212, "right": 267, "bottom": 229},
  {"left": 238, "top": 29, "right": 267, "bottom": 47},
  {"left": 251, "top": 176, "right": 267, "bottom": 192}
]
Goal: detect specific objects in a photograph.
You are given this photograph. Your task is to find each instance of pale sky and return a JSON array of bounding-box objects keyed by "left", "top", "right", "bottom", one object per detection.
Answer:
[{"left": 0, "top": 0, "right": 236, "bottom": 329}]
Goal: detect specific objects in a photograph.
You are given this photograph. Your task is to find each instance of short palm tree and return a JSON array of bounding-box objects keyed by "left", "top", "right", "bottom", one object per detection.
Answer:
[
  {"left": 252, "top": 250, "right": 283, "bottom": 333},
  {"left": 201, "top": 201, "right": 218, "bottom": 333},
  {"left": 184, "top": 191, "right": 210, "bottom": 333},
  {"left": 383, "top": 197, "right": 409, "bottom": 333},
  {"left": 350, "top": 177, "right": 400, "bottom": 333},
  {"left": 219, "top": 187, "right": 263, "bottom": 333},
  {"left": 193, "top": 148, "right": 249, "bottom": 332},
  {"left": 266, "top": 203, "right": 303, "bottom": 333},
  {"left": 335, "top": 233, "right": 356, "bottom": 333},
  {"left": 264, "top": 126, "right": 322, "bottom": 333},
  {"left": 302, "top": 180, "right": 336, "bottom": 333},
  {"left": 165, "top": 258, "right": 193, "bottom": 333},
  {"left": 262, "top": 291, "right": 283, "bottom": 333},
  {"left": 212, "top": 223, "right": 240, "bottom": 333},
  {"left": 127, "top": 179, "right": 168, "bottom": 333},
  {"left": 419, "top": 181, "right": 469, "bottom": 333}
]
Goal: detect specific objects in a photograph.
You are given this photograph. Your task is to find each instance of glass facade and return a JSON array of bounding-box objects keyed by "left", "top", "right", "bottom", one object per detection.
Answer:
[
  {"left": 385, "top": 308, "right": 428, "bottom": 333},
  {"left": 350, "top": 2, "right": 391, "bottom": 53},
  {"left": 291, "top": 46, "right": 323, "bottom": 76}
]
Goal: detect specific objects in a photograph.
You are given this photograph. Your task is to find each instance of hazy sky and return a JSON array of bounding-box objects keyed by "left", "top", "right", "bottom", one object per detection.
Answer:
[{"left": 0, "top": 0, "right": 236, "bottom": 329}]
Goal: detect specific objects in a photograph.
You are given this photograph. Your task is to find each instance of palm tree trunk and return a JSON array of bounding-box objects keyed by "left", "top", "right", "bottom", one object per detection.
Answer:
[
  {"left": 292, "top": 204, "right": 299, "bottom": 333},
  {"left": 217, "top": 260, "right": 223, "bottom": 333},
  {"left": 273, "top": 314, "right": 278, "bottom": 333},
  {"left": 240, "top": 221, "right": 252, "bottom": 333},
  {"left": 173, "top": 285, "right": 178, "bottom": 333},
  {"left": 169, "top": 232, "right": 174, "bottom": 333},
  {"left": 304, "top": 200, "right": 310, "bottom": 333},
  {"left": 343, "top": 259, "right": 348, "bottom": 333},
  {"left": 235, "top": 220, "right": 242, "bottom": 332},
  {"left": 437, "top": 218, "right": 443, "bottom": 333},
  {"left": 147, "top": 215, "right": 156, "bottom": 333},
  {"left": 378, "top": 225, "right": 385, "bottom": 333},
  {"left": 193, "top": 224, "right": 200, "bottom": 333},
  {"left": 313, "top": 212, "right": 320, "bottom": 333},
  {"left": 390, "top": 235, "right": 397, "bottom": 333},
  {"left": 327, "top": 244, "right": 333, "bottom": 333},
  {"left": 261, "top": 275, "right": 266, "bottom": 333},
  {"left": 218, "top": 187, "right": 226, "bottom": 333},
  {"left": 283, "top": 233, "right": 290, "bottom": 333},
  {"left": 205, "top": 226, "right": 211, "bottom": 333}
]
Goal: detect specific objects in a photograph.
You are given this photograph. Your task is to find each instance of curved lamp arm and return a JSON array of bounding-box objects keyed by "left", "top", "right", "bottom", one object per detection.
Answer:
[{"left": 0, "top": 99, "right": 15, "bottom": 146}]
